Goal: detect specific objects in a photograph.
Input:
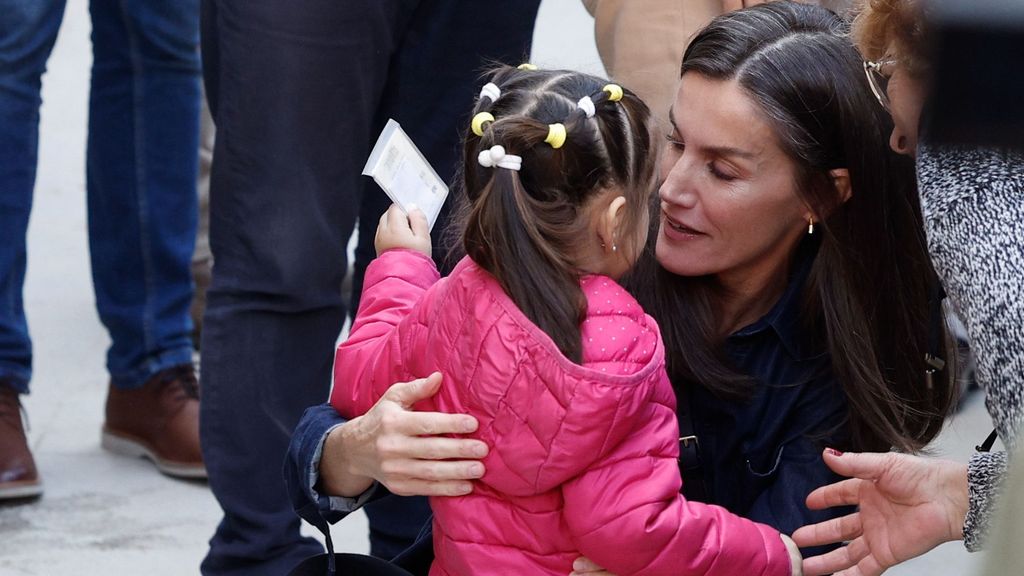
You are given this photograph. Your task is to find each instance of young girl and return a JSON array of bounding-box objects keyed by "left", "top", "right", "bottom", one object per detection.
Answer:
[{"left": 331, "top": 66, "right": 801, "bottom": 576}]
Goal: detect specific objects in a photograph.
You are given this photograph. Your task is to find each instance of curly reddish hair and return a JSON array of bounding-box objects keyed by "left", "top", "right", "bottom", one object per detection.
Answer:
[{"left": 852, "top": 0, "right": 931, "bottom": 75}]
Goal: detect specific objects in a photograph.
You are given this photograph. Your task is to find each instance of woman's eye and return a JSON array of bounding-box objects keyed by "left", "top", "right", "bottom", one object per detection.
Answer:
[
  {"left": 664, "top": 134, "right": 685, "bottom": 150},
  {"left": 707, "top": 162, "right": 737, "bottom": 182}
]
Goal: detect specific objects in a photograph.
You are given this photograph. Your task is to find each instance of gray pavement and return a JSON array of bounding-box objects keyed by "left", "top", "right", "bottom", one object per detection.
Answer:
[{"left": 0, "top": 0, "right": 991, "bottom": 574}]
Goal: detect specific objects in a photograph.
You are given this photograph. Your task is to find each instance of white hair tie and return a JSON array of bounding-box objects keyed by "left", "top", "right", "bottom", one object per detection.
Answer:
[
  {"left": 577, "top": 96, "right": 596, "bottom": 118},
  {"left": 479, "top": 82, "right": 501, "bottom": 102},
  {"left": 477, "top": 145, "right": 522, "bottom": 171}
]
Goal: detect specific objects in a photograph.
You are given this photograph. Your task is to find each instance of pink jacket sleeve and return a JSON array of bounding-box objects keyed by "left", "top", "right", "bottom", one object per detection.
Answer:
[
  {"left": 561, "top": 400, "right": 791, "bottom": 576},
  {"left": 329, "top": 249, "right": 441, "bottom": 419}
]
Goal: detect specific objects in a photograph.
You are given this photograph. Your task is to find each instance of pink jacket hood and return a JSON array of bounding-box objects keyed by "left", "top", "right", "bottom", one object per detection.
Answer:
[{"left": 332, "top": 250, "right": 790, "bottom": 576}]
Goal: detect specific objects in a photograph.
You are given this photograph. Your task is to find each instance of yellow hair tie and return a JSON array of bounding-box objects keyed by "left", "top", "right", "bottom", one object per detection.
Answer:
[
  {"left": 544, "top": 123, "right": 567, "bottom": 149},
  {"left": 602, "top": 84, "right": 624, "bottom": 102},
  {"left": 471, "top": 112, "right": 495, "bottom": 137},
  {"left": 517, "top": 63, "right": 538, "bottom": 71}
]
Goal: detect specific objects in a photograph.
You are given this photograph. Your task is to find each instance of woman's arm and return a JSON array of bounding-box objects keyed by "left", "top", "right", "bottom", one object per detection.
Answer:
[
  {"left": 284, "top": 375, "right": 490, "bottom": 527},
  {"left": 915, "top": 143, "right": 1024, "bottom": 548},
  {"left": 916, "top": 144, "right": 1024, "bottom": 453},
  {"left": 964, "top": 451, "right": 1011, "bottom": 551}
]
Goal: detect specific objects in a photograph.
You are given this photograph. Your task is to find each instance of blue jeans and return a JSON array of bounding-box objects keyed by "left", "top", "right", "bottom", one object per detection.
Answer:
[{"left": 0, "top": 0, "right": 200, "bottom": 392}]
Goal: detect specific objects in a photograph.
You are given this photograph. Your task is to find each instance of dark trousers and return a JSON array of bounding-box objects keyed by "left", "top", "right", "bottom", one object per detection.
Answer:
[{"left": 198, "top": 1, "right": 539, "bottom": 574}]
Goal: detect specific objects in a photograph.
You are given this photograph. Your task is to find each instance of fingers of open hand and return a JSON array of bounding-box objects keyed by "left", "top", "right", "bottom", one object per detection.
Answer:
[
  {"left": 375, "top": 431, "right": 487, "bottom": 462},
  {"left": 378, "top": 408, "right": 478, "bottom": 438},
  {"left": 382, "top": 373, "right": 444, "bottom": 409},
  {"left": 386, "top": 477, "right": 476, "bottom": 498},
  {"left": 380, "top": 456, "right": 482, "bottom": 484},
  {"left": 833, "top": 538, "right": 885, "bottom": 576},
  {"left": 806, "top": 478, "right": 864, "bottom": 510},
  {"left": 370, "top": 407, "right": 487, "bottom": 497},
  {"left": 793, "top": 512, "right": 863, "bottom": 548},
  {"left": 802, "top": 536, "right": 871, "bottom": 576}
]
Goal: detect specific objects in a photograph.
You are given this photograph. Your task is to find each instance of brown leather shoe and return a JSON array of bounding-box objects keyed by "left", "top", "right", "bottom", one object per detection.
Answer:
[
  {"left": 0, "top": 384, "right": 43, "bottom": 500},
  {"left": 102, "top": 365, "right": 206, "bottom": 479}
]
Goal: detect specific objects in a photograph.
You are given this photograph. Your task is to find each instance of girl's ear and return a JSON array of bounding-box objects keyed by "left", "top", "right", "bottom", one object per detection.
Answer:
[{"left": 597, "top": 195, "right": 628, "bottom": 252}]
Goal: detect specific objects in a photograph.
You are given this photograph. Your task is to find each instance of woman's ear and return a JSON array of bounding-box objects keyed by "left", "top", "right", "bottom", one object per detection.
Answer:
[
  {"left": 598, "top": 195, "right": 628, "bottom": 252},
  {"left": 830, "top": 168, "right": 852, "bottom": 204}
]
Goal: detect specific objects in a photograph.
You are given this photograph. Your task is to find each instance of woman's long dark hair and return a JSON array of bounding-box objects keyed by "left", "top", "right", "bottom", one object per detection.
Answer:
[
  {"left": 456, "top": 66, "right": 656, "bottom": 363},
  {"left": 629, "top": 2, "right": 955, "bottom": 452}
]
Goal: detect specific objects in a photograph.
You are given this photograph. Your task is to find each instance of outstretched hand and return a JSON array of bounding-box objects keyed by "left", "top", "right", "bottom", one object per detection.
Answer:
[
  {"left": 792, "top": 450, "right": 968, "bottom": 576},
  {"left": 320, "top": 373, "right": 489, "bottom": 498}
]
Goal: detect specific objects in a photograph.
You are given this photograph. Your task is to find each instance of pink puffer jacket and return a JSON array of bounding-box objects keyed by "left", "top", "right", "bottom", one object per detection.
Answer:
[{"left": 331, "top": 249, "right": 790, "bottom": 576}]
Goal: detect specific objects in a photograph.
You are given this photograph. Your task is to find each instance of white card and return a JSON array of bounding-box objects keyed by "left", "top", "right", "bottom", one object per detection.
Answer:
[{"left": 362, "top": 119, "right": 449, "bottom": 231}]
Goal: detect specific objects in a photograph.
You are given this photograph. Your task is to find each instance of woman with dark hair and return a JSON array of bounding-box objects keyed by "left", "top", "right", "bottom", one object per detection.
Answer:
[
  {"left": 284, "top": 3, "right": 956, "bottom": 574},
  {"left": 792, "top": 1, "right": 1024, "bottom": 574}
]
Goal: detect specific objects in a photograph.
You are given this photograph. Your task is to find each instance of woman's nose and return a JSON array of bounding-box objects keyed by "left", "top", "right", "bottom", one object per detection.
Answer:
[{"left": 659, "top": 156, "right": 697, "bottom": 207}]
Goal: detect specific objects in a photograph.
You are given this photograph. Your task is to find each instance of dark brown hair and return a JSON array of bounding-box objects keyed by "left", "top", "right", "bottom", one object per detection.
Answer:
[
  {"left": 630, "top": 2, "right": 955, "bottom": 452},
  {"left": 457, "top": 66, "right": 656, "bottom": 363}
]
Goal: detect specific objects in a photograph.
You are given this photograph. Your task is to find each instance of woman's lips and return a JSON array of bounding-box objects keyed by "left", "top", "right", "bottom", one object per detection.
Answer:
[{"left": 662, "top": 211, "right": 705, "bottom": 238}]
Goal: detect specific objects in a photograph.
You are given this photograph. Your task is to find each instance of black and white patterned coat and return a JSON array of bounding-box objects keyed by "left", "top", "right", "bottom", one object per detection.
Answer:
[{"left": 916, "top": 143, "right": 1024, "bottom": 551}]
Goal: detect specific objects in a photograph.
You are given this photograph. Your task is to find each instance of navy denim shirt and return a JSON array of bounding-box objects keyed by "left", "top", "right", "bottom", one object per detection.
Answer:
[{"left": 681, "top": 243, "right": 850, "bottom": 551}]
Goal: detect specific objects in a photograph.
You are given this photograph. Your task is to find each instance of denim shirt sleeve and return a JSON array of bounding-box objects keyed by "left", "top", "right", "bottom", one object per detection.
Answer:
[{"left": 284, "top": 403, "right": 384, "bottom": 528}]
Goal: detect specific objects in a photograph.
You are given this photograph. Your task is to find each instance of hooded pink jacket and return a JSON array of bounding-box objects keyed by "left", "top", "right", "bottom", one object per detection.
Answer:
[{"left": 331, "top": 249, "right": 790, "bottom": 576}]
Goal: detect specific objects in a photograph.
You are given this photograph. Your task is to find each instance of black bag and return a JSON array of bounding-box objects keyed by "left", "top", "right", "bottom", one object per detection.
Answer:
[{"left": 287, "top": 515, "right": 415, "bottom": 576}]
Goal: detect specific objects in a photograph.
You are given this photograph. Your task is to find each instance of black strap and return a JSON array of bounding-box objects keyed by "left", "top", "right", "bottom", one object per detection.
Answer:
[
  {"left": 676, "top": 387, "right": 708, "bottom": 502},
  {"left": 313, "top": 515, "right": 337, "bottom": 575},
  {"left": 977, "top": 429, "right": 1000, "bottom": 453},
  {"left": 924, "top": 283, "right": 947, "bottom": 389}
]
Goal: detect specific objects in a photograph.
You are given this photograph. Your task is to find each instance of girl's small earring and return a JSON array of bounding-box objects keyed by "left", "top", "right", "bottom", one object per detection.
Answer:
[
  {"left": 807, "top": 218, "right": 815, "bottom": 235},
  {"left": 612, "top": 244, "right": 618, "bottom": 252}
]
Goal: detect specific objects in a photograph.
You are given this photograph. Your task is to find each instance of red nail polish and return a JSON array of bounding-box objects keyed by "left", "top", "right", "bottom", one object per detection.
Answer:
[{"left": 826, "top": 448, "right": 844, "bottom": 457}]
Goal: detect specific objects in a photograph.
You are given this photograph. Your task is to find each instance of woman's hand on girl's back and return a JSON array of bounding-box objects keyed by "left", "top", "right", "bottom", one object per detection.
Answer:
[
  {"left": 375, "top": 204, "right": 432, "bottom": 257},
  {"left": 320, "top": 373, "right": 489, "bottom": 498}
]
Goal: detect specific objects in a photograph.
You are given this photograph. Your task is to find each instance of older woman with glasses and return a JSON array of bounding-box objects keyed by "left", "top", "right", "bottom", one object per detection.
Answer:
[{"left": 793, "top": 1, "right": 1024, "bottom": 575}]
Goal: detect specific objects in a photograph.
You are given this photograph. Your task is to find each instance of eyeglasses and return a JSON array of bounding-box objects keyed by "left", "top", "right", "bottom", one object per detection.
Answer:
[{"left": 863, "top": 59, "right": 898, "bottom": 112}]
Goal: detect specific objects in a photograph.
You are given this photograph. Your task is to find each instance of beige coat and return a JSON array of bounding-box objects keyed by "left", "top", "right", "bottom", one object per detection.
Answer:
[{"left": 580, "top": 0, "right": 854, "bottom": 125}]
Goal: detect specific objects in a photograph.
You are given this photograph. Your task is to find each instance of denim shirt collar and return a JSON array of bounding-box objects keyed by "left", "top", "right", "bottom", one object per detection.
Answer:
[{"left": 728, "top": 237, "right": 818, "bottom": 361}]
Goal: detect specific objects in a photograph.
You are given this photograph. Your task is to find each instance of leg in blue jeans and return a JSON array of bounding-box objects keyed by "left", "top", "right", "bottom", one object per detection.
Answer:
[
  {"left": 0, "top": 0, "right": 67, "bottom": 393},
  {"left": 88, "top": 0, "right": 200, "bottom": 390},
  {"left": 199, "top": 1, "right": 400, "bottom": 572}
]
